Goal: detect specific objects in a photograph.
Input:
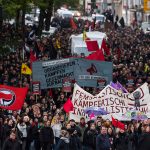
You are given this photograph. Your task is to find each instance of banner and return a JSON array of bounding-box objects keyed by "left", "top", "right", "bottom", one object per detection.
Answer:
[
  {"left": 144, "top": 0, "right": 150, "bottom": 12},
  {"left": 70, "top": 83, "right": 150, "bottom": 122},
  {"left": 32, "top": 58, "right": 77, "bottom": 89},
  {"left": 0, "top": 85, "right": 28, "bottom": 110},
  {"left": 32, "top": 58, "right": 113, "bottom": 89},
  {"left": 32, "top": 81, "right": 40, "bottom": 95},
  {"left": 74, "top": 59, "right": 112, "bottom": 87},
  {"left": 62, "top": 77, "right": 72, "bottom": 92}
]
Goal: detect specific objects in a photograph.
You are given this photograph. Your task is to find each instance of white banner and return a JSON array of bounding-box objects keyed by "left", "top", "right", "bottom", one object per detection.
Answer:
[{"left": 70, "top": 83, "right": 150, "bottom": 122}]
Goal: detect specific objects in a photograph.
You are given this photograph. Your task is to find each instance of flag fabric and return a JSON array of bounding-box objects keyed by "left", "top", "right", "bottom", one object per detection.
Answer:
[
  {"left": 117, "top": 48, "right": 121, "bottom": 60},
  {"left": 101, "top": 39, "right": 110, "bottom": 56},
  {"left": 112, "top": 116, "right": 125, "bottom": 130},
  {"left": 0, "top": 85, "right": 28, "bottom": 110},
  {"left": 116, "top": 81, "right": 128, "bottom": 93},
  {"left": 21, "top": 63, "right": 32, "bottom": 75},
  {"left": 63, "top": 98, "right": 73, "bottom": 113},
  {"left": 30, "top": 50, "right": 37, "bottom": 63},
  {"left": 83, "top": 30, "right": 88, "bottom": 41},
  {"left": 110, "top": 82, "right": 128, "bottom": 93},
  {"left": 49, "top": 89, "right": 53, "bottom": 97},
  {"left": 85, "top": 40, "right": 99, "bottom": 51},
  {"left": 70, "top": 18, "right": 77, "bottom": 30},
  {"left": 56, "top": 39, "right": 61, "bottom": 49},
  {"left": 86, "top": 49, "right": 105, "bottom": 61},
  {"left": 144, "top": 64, "right": 150, "bottom": 73}
]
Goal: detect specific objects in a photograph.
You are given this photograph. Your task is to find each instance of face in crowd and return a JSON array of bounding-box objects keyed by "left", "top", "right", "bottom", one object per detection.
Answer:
[{"left": 101, "top": 126, "right": 107, "bottom": 135}]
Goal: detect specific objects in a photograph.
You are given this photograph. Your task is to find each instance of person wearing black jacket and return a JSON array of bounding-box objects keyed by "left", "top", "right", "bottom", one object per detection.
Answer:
[
  {"left": 96, "top": 126, "right": 111, "bottom": 150},
  {"left": 107, "top": 127, "right": 115, "bottom": 150},
  {"left": 84, "top": 123, "right": 98, "bottom": 150},
  {"left": 115, "top": 129, "right": 129, "bottom": 150},
  {"left": 55, "top": 129, "right": 69, "bottom": 150},
  {"left": 66, "top": 123, "right": 82, "bottom": 150},
  {"left": 137, "top": 124, "right": 150, "bottom": 150},
  {"left": 40, "top": 120, "right": 54, "bottom": 150},
  {"left": 2, "top": 130, "right": 21, "bottom": 150}
]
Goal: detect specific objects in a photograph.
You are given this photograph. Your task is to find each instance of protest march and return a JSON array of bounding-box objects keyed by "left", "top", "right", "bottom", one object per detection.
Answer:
[{"left": 0, "top": 5, "right": 150, "bottom": 150}]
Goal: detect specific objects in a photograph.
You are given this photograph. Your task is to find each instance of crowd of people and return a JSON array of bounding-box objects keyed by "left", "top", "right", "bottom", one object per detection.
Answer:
[{"left": 0, "top": 13, "right": 150, "bottom": 150}]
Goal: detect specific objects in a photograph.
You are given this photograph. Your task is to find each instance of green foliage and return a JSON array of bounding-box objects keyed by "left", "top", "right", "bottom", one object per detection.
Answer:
[
  {"left": 54, "top": 0, "right": 79, "bottom": 9},
  {"left": 2, "top": 0, "right": 32, "bottom": 19}
]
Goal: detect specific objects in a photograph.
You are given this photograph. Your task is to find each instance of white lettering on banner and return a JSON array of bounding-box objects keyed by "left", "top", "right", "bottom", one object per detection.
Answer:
[
  {"left": 78, "top": 75, "right": 108, "bottom": 80},
  {"left": 42, "top": 59, "right": 70, "bottom": 67},
  {"left": 70, "top": 83, "right": 150, "bottom": 122}
]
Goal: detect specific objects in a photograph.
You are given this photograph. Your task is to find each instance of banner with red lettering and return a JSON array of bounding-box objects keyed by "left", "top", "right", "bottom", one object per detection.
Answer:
[{"left": 69, "top": 83, "right": 150, "bottom": 122}]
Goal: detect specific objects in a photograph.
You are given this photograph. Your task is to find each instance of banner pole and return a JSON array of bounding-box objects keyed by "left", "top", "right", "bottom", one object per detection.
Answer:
[{"left": 35, "top": 94, "right": 37, "bottom": 103}]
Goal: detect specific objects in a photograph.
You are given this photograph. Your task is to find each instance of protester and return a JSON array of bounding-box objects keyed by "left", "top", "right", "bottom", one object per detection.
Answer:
[
  {"left": 115, "top": 128, "right": 129, "bottom": 150},
  {"left": 137, "top": 124, "right": 150, "bottom": 150},
  {"left": 39, "top": 120, "right": 54, "bottom": 150},
  {"left": 96, "top": 126, "right": 111, "bottom": 150},
  {"left": 84, "top": 123, "right": 98, "bottom": 150},
  {"left": 54, "top": 128, "right": 70, "bottom": 150},
  {"left": 0, "top": 10, "right": 150, "bottom": 150},
  {"left": 2, "top": 130, "right": 20, "bottom": 150}
]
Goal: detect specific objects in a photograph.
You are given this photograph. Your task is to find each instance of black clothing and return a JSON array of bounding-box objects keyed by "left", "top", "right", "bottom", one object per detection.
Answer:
[
  {"left": 96, "top": 134, "right": 111, "bottom": 150},
  {"left": 2, "top": 138, "right": 21, "bottom": 150},
  {"left": 138, "top": 132, "right": 150, "bottom": 150},
  {"left": 84, "top": 129, "right": 98, "bottom": 150},
  {"left": 115, "top": 132, "right": 129, "bottom": 150},
  {"left": 40, "top": 126, "right": 54, "bottom": 150}
]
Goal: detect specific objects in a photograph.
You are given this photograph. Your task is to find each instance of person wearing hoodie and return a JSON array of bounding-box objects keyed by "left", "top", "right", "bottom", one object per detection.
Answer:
[
  {"left": 54, "top": 128, "right": 69, "bottom": 150},
  {"left": 96, "top": 126, "right": 111, "bottom": 150}
]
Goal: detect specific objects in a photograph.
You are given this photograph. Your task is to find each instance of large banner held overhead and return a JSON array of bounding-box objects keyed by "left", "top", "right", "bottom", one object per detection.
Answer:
[
  {"left": 32, "top": 58, "right": 113, "bottom": 89},
  {"left": 74, "top": 59, "right": 112, "bottom": 87},
  {"left": 32, "top": 58, "right": 77, "bottom": 89},
  {"left": 70, "top": 83, "right": 150, "bottom": 122}
]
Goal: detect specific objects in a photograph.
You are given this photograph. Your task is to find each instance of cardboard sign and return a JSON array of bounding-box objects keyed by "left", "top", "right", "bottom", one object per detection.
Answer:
[
  {"left": 62, "top": 77, "right": 72, "bottom": 92},
  {"left": 32, "top": 81, "right": 40, "bottom": 95}
]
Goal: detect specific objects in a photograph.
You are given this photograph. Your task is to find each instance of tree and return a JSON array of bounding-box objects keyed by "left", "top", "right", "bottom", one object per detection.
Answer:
[{"left": 54, "top": 0, "right": 79, "bottom": 10}]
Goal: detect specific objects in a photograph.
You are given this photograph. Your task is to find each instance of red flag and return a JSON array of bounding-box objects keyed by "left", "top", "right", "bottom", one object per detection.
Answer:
[
  {"left": 63, "top": 98, "right": 73, "bottom": 113},
  {"left": 0, "top": 85, "right": 28, "bottom": 110},
  {"left": 30, "top": 50, "right": 37, "bottom": 69},
  {"left": 49, "top": 88, "right": 53, "bottom": 97},
  {"left": 112, "top": 116, "right": 125, "bottom": 130},
  {"left": 101, "top": 39, "right": 110, "bottom": 56},
  {"left": 30, "top": 50, "right": 37, "bottom": 63},
  {"left": 85, "top": 40, "right": 99, "bottom": 51},
  {"left": 86, "top": 49, "right": 105, "bottom": 61},
  {"left": 117, "top": 48, "right": 121, "bottom": 60},
  {"left": 70, "top": 18, "right": 77, "bottom": 30},
  {"left": 117, "top": 121, "right": 125, "bottom": 130},
  {"left": 112, "top": 116, "right": 118, "bottom": 127}
]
